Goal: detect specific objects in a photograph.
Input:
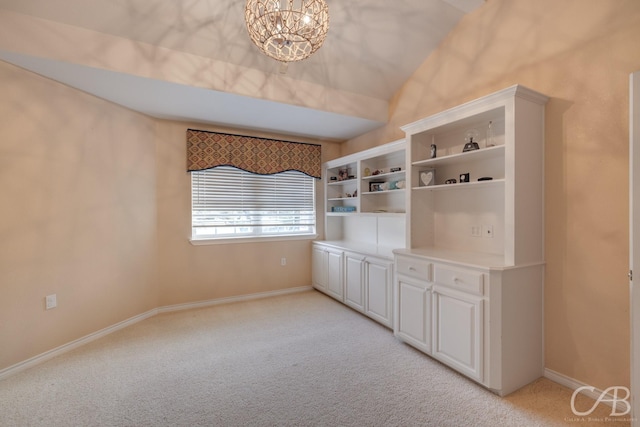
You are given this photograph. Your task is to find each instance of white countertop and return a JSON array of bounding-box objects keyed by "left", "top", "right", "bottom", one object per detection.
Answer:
[
  {"left": 313, "top": 240, "right": 397, "bottom": 260},
  {"left": 314, "top": 242, "right": 544, "bottom": 269},
  {"left": 393, "top": 247, "right": 513, "bottom": 269}
]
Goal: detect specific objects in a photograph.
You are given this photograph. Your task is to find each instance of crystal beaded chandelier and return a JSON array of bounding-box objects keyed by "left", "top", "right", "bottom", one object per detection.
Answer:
[{"left": 245, "top": 0, "right": 329, "bottom": 63}]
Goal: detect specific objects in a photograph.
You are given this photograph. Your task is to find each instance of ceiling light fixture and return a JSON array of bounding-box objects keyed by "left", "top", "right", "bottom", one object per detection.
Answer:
[{"left": 245, "top": 0, "right": 329, "bottom": 63}]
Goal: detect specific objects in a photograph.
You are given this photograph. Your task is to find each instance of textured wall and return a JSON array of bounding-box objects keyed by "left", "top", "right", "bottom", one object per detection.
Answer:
[
  {"left": 0, "top": 61, "right": 159, "bottom": 370},
  {"left": 0, "top": 60, "right": 340, "bottom": 371},
  {"left": 343, "top": 0, "right": 640, "bottom": 390},
  {"left": 154, "top": 120, "right": 339, "bottom": 307}
]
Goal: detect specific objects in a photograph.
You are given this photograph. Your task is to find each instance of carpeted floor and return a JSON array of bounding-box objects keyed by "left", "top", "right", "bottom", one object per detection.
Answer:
[{"left": 0, "top": 290, "right": 630, "bottom": 426}]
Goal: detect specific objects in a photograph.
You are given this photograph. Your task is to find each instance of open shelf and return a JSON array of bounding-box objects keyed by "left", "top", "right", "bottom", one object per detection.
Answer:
[
  {"left": 322, "top": 139, "right": 406, "bottom": 245},
  {"left": 362, "top": 189, "right": 406, "bottom": 195},
  {"left": 328, "top": 197, "right": 359, "bottom": 201},
  {"left": 412, "top": 144, "right": 504, "bottom": 168},
  {"left": 412, "top": 178, "right": 504, "bottom": 192},
  {"left": 327, "top": 178, "right": 358, "bottom": 186},
  {"left": 326, "top": 211, "right": 405, "bottom": 217},
  {"left": 361, "top": 170, "right": 405, "bottom": 181},
  {"left": 402, "top": 84, "right": 547, "bottom": 266}
]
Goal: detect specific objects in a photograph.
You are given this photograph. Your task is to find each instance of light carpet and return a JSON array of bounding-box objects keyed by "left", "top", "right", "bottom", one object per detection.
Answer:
[{"left": 0, "top": 290, "right": 628, "bottom": 426}]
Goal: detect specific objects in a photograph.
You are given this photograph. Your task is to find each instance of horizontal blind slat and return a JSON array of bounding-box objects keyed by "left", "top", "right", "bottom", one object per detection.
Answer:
[{"left": 191, "top": 166, "right": 316, "bottom": 238}]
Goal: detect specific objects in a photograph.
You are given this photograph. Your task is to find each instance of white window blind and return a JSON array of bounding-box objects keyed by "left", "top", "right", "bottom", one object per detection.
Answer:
[{"left": 191, "top": 166, "right": 316, "bottom": 240}]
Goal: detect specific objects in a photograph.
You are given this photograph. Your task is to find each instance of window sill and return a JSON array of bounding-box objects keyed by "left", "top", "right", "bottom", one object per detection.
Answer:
[{"left": 189, "top": 234, "right": 319, "bottom": 246}]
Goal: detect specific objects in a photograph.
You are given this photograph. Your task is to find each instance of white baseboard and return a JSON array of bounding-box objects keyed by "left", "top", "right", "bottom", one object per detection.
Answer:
[
  {"left": 0, "top": 309, "right": 158, "bottom": 381},
  {"left": 157, "top": 286, "right": 313, "bottom": 313},
  {"left": 0, "top": 286, "right": 313, "bottom": 381},
  {"left": 544, "top": 368, "right": 628, "bottom": 412}
]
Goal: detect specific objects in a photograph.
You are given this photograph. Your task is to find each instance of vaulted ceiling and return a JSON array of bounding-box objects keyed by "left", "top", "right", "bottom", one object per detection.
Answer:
[{"left": 0, "top": 0, "right": 484, "bottom": 140}]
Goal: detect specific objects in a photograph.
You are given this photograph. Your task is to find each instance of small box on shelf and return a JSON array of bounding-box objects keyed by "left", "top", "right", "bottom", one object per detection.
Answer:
[{"left": 331, "top": 206, "right": 357, "bottom": 213}]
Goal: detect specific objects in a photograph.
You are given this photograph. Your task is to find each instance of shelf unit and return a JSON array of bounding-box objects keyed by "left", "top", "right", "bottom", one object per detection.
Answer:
[
  {"left": 314, "top": 139, "right": 406, "bottom": 329},
  {"left": 403, "top": 85, "right": 548, "bottom": 266},
  {"left": 325, "top": 141, "right": 406, "bottom": 216},
  {"left": 326, "top": 162, "right": 358, "bottom": 215},
  {"left": 394, "top": 84, "right": 549, "bottom": 396},
  {"left": 323, "top": 139, "right": 406, "bottom": 247}
]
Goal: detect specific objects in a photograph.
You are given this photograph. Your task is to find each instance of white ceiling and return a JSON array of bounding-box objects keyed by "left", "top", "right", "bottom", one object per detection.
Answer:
[{"left": 0, "top": 0, "right": 484, "bottom": 140}]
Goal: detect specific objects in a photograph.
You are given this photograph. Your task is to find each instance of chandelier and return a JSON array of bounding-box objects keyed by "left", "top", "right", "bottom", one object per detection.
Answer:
[{"left": 245, "top": 0, "right": 330, "bottom": 63}]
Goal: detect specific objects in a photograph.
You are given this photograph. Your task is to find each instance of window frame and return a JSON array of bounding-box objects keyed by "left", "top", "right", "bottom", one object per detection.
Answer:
[{"left": 190, "top": 166, "right": 318, "bottom": 245}]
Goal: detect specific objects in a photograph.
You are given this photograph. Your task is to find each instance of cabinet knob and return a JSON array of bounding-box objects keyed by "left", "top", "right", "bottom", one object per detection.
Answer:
[
  {"left": 409, "top": 266, "right": 416, "bottom": 271},
  {"left": 453, "top": 277, "right": 460, "bottom": 283}
]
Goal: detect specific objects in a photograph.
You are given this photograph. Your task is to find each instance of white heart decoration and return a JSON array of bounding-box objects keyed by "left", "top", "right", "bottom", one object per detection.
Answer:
[{"left": 420, "top": 171, "right": 433, "bottom": 186}]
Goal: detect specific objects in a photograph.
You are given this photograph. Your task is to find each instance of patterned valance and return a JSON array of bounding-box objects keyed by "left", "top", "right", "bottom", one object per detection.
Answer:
[{"left": 187, "top": 129, "right": 321, "bottom": 179}]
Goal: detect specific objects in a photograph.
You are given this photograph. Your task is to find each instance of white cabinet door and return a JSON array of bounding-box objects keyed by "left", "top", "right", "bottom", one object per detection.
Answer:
[
  {"left": 365, "top": 258, "right": 393, "bottom": 328},
  {"left": 344, "top": 252, "right": 365, "bottom": 312},
  {"left": 311, "top": 245, "right": 328, "bottom": 293},
  {"left": 326, "top": 248, "right": 344, "bottom": 301},
  {"left": 395, "top": 275, "right": 431, "bottom": 354},
  {"left": 432, "top": 285, "right": 483, "bottom": 382}
]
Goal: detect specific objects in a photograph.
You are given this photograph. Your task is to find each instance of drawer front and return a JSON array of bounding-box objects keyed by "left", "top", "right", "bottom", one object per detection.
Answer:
[
  {"left": 396, "top": 256, "right": 432, "bottom": 281},
  {"left": 433, "top": 265, "right": 484, "bottom": 295}
]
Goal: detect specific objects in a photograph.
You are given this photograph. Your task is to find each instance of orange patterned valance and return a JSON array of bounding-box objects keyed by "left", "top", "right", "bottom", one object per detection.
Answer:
[{"left": 186, "top": 129, "right": 321, "bottom": 179}]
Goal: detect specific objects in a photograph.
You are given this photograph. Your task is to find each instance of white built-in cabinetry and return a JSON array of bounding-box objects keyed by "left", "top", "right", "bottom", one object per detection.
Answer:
[
  {"left": 313, "top": 140, "right": 406, "bottom": 329},
  {"left": 312, "top": 85, "right": 547, "bottom": 396},
  {"left": 313, "top": 241, "right": 396, "bottom": 329},
  {"left": 394, "top": 255, "right": 432, "bottom": 354},
  {"left": 395, "top": 84, "right": 548, "bottom": 396}
]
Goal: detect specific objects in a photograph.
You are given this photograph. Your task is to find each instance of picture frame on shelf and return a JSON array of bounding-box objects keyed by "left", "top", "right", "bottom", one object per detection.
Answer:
[{"left": 369, "top": 181, "right": 385, "bottom": 192}]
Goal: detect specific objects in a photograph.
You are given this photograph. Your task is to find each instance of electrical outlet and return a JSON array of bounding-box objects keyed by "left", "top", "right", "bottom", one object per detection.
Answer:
[
  {"left": 471, "top": 225, "right": 482, "bottom": 237},
  {"left": 483, "top": 225, "right": 494, "bottom": 238},
  {"left": 45, "top": 294, "right": 57, "bottom": 310},
  {"left": 281, "top": 257, "right": 287, "bottom": 266}
]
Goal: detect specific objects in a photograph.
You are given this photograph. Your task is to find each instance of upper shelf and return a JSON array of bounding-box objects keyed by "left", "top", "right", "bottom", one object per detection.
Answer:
[
  {"left": 412, "top": 145, "right": 505, "bottom": 168},
  {"left": 327, "top": 178, "right": 358, "bottom": 186},
  {"left": 412, "top": 178, "right": 505, "bottom": 192},
  {"left": 362, "top": 189, "right": 406, "bottom": 195},
  {"left": 326, "top": 211, "right": 405, "bottom": 218},
  {"left": 361, "top": 170, "right": 405, "bottom": 180}
]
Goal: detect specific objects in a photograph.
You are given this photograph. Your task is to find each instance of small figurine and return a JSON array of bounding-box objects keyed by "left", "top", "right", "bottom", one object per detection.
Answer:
[
  {"left": 462, "top": 137, "right": 479, "bottom": 152},
  {"left": 463, "top": 129, "right": 480, "bottom": 152}
]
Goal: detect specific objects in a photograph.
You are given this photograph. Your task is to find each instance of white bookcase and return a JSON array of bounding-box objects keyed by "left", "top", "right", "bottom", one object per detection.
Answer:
[
  {"left": 394, "top": 85, "right": 549, "bottom": 396},
  {"left": 323, "top": 139, "right": 406, "bottom": 247},
  {"left": 402, "top": 85, "right": 547, "bottom": 266},
  {"left": 313, "top": 139, "right": 406, "bottom": 329},
  {"left": 313, "top": 86, "right": 549, "bottom": 396}
]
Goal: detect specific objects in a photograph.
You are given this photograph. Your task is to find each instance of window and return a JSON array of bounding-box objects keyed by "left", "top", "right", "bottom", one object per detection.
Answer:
[{"left": 191, "top": 166, "right": 316, "bottom": 241}]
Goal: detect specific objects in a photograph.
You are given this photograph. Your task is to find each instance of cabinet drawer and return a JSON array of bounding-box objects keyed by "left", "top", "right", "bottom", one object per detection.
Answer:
[
  {"left": 396, "top": 257, "right": 432, "bottom": 281},
  {"left": 433, "top": 265, "right": 484, "bottom": 295}
]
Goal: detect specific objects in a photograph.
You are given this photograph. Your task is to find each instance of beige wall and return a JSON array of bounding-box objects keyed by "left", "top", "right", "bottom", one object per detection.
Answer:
[
  {"left": 0, "top": 61, "right": 159, "bottom": 370},
  {"left": 154, "top": 120, "right": 339, "bottom": 307},
  {"left": 0, "top": 59, "right": 340, "bottom": 371},
  {"left": 343, "top": 0, "right": 640, "bottom": 390}
]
